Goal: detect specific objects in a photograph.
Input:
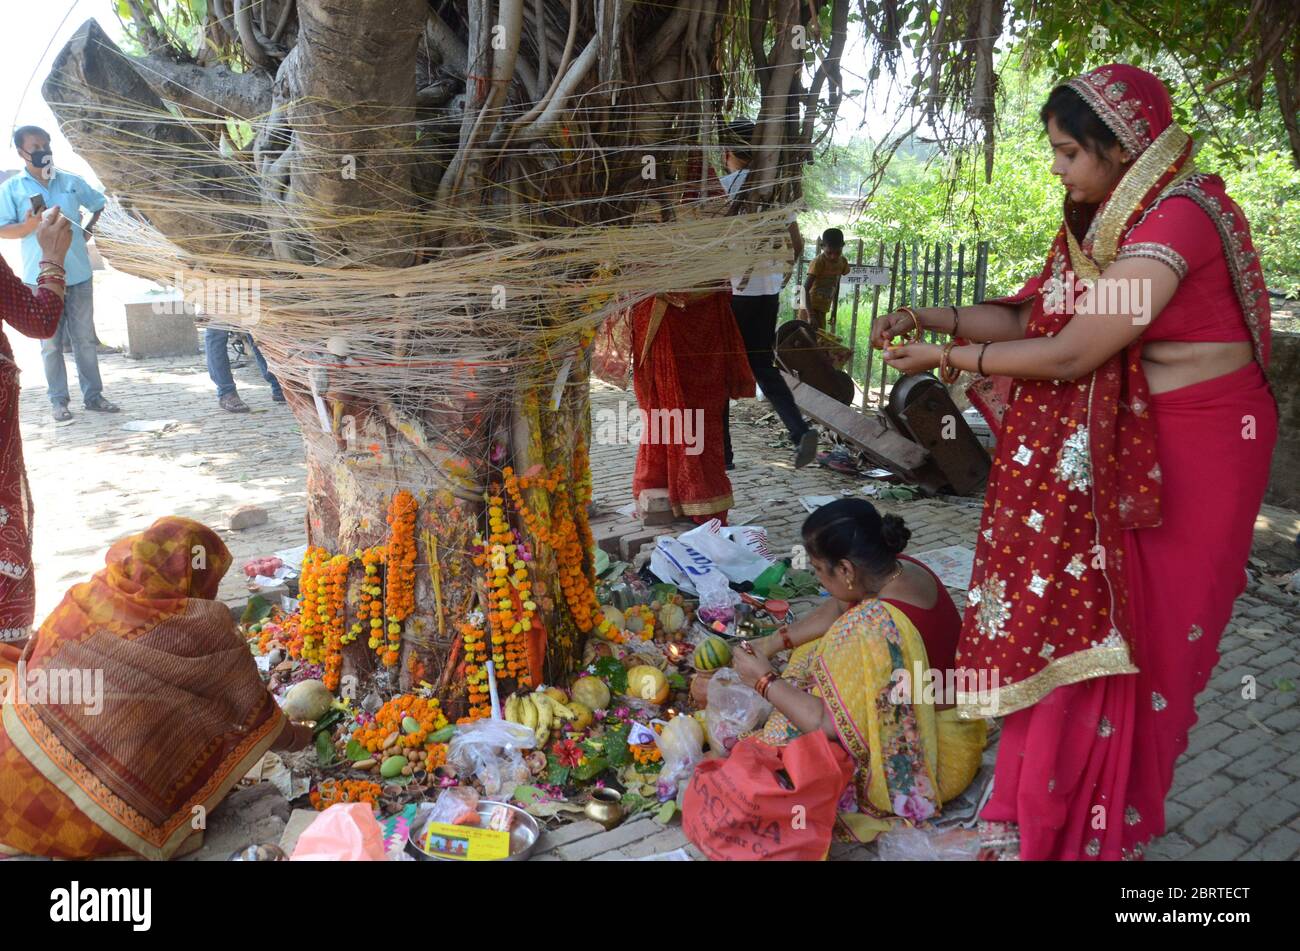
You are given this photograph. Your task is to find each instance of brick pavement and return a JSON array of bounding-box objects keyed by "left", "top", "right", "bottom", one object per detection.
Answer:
[{"left": 12, "top": 285, "right": 1300, "bottom": 860}]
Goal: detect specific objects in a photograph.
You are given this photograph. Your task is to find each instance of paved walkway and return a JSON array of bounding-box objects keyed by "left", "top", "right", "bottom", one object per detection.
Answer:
[{"left": 12, "top": 276, "right": 1300, "bottom": 859}]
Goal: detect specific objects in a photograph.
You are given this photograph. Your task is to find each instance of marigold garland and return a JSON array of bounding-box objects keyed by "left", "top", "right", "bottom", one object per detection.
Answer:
[
  {"left": 320, "top": 553, "right": 350, "bottom": 690},
  {"left": 351, "top": 695, "right": 450, "bottom": 753},
  {"left": 472, "top": 493, "right": 539, "bottom": 689},
  {"left": 458, "top": 613, "right": 493, "bottom": 720},
  {"left": 295, "top": 547, "right": 332, "bottom": 664},
  {"left": 382, "top": 490, "right": 418, "bottom": 667},
  {"left": 501, "top": 463, "right": 612, "bottom": 641},
  {"left": 310, "top": 780, "right": 382, "bottom": 811}
]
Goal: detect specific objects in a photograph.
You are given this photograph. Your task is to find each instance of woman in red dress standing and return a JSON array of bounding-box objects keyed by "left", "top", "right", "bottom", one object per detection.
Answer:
[
  {"left": 0, "top": 209, "right": 73, "bottom": 643},
  {"left": 872, "top": 64, "right": 1276, "bottom": 860},
  {"left": 629, "top": 159, "right": 756, "bottom": 525}
]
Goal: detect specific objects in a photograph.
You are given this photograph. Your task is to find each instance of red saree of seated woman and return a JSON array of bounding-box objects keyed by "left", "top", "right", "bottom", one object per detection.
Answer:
[
  {"left": 959, "top": 64, "right": 1276, "bottom": 860},
  {"left": 631, "top": 290, "right": 755, "bottom": 523}
]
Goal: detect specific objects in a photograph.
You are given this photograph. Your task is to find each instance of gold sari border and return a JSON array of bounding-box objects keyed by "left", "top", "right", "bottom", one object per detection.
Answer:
[
  {"left": 672, "top": 494, "right": 734, "bottom": 517},
  {"left": 953, "top": 644, "right": 1138, "bottom": 720},
  {"left": 3, "top": 702, "right": 285, "bottom": 860}
]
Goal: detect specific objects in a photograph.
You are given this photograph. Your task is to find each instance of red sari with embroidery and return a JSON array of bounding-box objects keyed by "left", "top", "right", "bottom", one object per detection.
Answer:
[
  {"left": 957, "top": 64, "right": 1276, "bottom": 860},
  {"left": 631, "top": 291, "right": 755, "bottom": 521},
  {"left": 0, "top": 258, "right": 64, "bottom": 643}
]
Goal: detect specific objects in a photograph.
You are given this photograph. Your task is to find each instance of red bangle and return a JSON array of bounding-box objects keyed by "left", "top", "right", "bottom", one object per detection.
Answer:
[
  {"left": 780, "top": 626, "right": 794, "bottom": 652},
  {"left": 754, "top": 672, "right": 777, "bottom": 699}
]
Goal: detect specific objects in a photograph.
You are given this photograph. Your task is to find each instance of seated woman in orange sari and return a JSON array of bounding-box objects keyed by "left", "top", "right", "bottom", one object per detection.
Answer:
[
  {"left": 728, "top": 499, "right": 987, "bottom": 844},
  {"left": 0, "top": 516, "right": 309, "bottom": 860}
]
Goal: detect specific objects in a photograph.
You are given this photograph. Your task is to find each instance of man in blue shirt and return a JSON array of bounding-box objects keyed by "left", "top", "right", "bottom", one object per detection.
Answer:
[{"left": 0, "top": 126, "right": 120, "bottom": 421}]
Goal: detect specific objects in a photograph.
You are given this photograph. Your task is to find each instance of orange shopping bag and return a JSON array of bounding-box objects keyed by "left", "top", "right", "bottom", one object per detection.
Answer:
[{"left": 683, "top": 732, "right": 854, "bottom": 861}]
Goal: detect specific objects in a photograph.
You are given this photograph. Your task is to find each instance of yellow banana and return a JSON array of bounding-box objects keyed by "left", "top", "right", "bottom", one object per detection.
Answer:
[
  {"left": 530, "top": 694, "right": 554, "bottom": 742},
  {"left": 504, "top": 693, "right": 521, "bottom": 724},
  {"left": 535, "top": 726, "right": 550, "bottom": 749},
  {"left": 548, "top": 697, "right": 578, "bottom": 721},
  {"left": 520, "top": 693, "right": 538, "bottom": 731}
]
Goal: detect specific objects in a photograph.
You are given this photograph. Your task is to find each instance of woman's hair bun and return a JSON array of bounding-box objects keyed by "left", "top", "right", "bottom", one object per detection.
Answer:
[{"left": 879, "top": 514, "right": 911, "bottom": 555}]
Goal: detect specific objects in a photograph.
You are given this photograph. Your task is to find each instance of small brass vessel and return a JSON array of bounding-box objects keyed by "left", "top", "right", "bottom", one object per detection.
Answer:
[{"left": 584, "top": 787, "right": 625, "bottom": 830}]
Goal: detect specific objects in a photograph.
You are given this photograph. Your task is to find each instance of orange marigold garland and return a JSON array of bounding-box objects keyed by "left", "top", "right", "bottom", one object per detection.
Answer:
[
  {"left": 357, "top": 545, "right": 385, "bottom": 652},
  {"left": 321, "top": 553, "right": 350, "bottom": 690},
  {"left": 382, "top": 490, "right": 418, "bottom": 667},
  {"left": 351, "top": 695, "right": 450, "bottom": 757},
  {"left": 502, "top": 464, "right": 613, "bottom": 642},
  {"left": 310, "top": 780, "right": 382, "bottom": 811},
  {"left": 458, "top": 613, "right": 491, "bottom": 721}
]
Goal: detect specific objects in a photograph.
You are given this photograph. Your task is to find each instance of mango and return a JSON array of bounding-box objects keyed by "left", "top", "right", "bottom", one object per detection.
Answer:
[{"left": 380, "top": 755, "right": 408, "bottom": 778}]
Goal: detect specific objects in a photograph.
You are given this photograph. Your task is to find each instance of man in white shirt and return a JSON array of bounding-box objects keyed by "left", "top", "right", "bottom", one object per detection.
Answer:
[{"left": 719, "top": 120, "right": 817, "bottom": 469}]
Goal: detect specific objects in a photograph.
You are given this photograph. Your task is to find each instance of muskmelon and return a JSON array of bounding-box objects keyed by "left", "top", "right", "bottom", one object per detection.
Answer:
[{"left": 693, "top": 636, "right": 732, "bottom": 671}]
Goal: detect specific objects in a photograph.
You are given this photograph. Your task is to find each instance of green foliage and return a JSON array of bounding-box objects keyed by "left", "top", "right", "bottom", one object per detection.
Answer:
[
  {"left": 803, "top": 62, "right": 1300, "bottom": 305},
  {"left": 592, "top": 656, "right": 628, "bottom": 695}
]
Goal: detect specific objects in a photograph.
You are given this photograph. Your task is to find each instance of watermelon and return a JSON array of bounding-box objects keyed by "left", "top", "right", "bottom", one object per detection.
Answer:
[{"left": 693, "top": 636, "right": 732, "bottom": 671}]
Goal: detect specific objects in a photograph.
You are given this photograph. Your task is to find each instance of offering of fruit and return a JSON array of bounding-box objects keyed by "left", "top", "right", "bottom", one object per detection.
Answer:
[
  {"left": 243, "top": 556, "right": 284, "bottom": 579},
  {"left": 626, "top": 665, "right": 669, "bottom": 705},
  {"left": 571, "top": 676, "right": 611, "bottom": 710},
  {"left": 693, "top": 636, "right": 732, "bottom": 671}
]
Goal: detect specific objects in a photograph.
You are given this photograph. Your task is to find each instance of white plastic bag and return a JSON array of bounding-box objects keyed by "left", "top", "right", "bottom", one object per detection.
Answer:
[
  {"left": 447, "top": 719, "right": 535, "bottom": 799},
  {"left": 655, "top": 715, "right": 706, "bottom": 791},
  {"left": 704, "top": 668, "right": 772, "bottom": 755},
  {"left": 678, "top": 519, "right": 772, "bottom": 584},
  {"left": 650, "top": 535, "right": 731, "bottom": 596},
  {"left": 696, "top": 571, "right": 739, "bottom": 623},
  {"left": 719, "top": 524, "right": 776, "bottom": 561}
]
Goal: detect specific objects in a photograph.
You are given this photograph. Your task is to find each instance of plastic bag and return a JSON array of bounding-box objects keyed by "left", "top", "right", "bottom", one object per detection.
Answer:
[
  {"left": 447, "top": 719, "right": 535, "bottom": 799},
  {"left": 696, "top": 571, "right": 738, "bottom": 624},
  {"left": 290, "top": 803, "right": 387, "bottom": 861},
  {"left": 591, "top": 308, "right": 634, "bottom": 389},
  {"left": 425, "top": 786, "right": 482, "bottom": 826},
  {"left": 874, "top": 826, "right": 980, "bottom": 861},
  {"left": 678, "top": 519, "right": 773, "bottom": 584},
  {"left": 719, "top": 524, "right": 776, "bottom": 561},
  {"left": 704, "top": 668, "right": 772, "bottom": 756},
  {"left": 655, "top": 714, "right": 706, "bottom": 792}
]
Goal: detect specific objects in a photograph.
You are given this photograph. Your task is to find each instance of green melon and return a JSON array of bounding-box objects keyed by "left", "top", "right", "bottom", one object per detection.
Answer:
[{"left": 693, "top": 636, "right": 732, "bottom": 671}]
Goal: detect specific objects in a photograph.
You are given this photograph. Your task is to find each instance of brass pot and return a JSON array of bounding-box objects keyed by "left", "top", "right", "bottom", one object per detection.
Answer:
[{"left": 584, "top": 788, "right": 625, "bottom": 830}]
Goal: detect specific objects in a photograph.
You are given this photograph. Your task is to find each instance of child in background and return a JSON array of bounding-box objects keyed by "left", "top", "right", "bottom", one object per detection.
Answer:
[{"left": 800, "top": 228, "right": 851, "bottom": 332}]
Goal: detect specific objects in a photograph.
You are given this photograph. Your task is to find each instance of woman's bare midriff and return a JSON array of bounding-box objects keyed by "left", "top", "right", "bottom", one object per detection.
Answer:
[{"left": 1140, "top": 340, "right": 1254, "bottom": 394}]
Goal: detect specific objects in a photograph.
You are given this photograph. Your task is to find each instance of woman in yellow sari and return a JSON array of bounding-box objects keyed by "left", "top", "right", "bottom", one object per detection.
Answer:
[
  {"left": 731, "top": 499, "right": 987, "bottom": 843},
  {"left": 0, "top": 516, "right": 310, "bottom": 860}
]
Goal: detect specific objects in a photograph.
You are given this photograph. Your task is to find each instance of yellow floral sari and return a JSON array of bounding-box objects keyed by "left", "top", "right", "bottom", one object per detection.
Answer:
[{"left": 759, "top": 599, "right": 987, "bottom": 843}]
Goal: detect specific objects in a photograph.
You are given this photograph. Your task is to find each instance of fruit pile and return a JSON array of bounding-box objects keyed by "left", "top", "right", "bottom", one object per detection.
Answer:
[
  {"left": 242, "top": 556, "right": 284, "bottom": 579},
  {"left": 503, "top": 687, "right": 588, "bottom": 748}
]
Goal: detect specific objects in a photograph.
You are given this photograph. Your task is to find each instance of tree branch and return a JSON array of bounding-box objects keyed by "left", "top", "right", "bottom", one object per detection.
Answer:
[{"left": 133, "top": 52, "right": 273, "bottom": 121}]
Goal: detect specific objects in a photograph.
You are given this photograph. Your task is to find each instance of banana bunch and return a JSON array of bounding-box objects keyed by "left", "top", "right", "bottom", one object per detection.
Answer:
[{"left": 504, "top": 689, "right": 581, "bottom": 748}]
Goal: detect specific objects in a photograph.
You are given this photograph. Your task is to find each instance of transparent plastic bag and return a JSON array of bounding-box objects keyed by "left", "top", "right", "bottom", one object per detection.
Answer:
[
  {"left": 447, "top": 719, "right": 535, "bottom": 799},
  {"left": 874, "top": 826, "right": 980, "bottom": 861},
  {"left": 704, "top": 668, "right": 772, "bottom": 755},
  {"left": 655, "top": 714, "right": 706, "bottom": 792},
  {"left": 424, "top": 786, "right": 481, "bottom": 827},
  {"left": 696, "top": 571, "right": 738, "bottom": 625}
]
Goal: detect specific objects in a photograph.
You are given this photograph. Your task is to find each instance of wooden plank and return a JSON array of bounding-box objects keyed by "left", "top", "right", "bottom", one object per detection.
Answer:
[{"left": 782, "top": 370, "right": 929, "bottom": 474}]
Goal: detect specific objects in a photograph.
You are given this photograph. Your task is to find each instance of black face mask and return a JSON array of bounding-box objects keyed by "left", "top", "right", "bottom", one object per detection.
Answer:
[{"left": 25, "top": 148, "right": 53, "bottom": 174}]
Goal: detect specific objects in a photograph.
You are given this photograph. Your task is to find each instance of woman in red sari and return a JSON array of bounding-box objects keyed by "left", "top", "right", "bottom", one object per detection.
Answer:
[
  {"left": 872, "top": 64, "right": 1276, "bottom": 860},
  {"left": 630, "top": 164, "right": 756, "bottom": 524},
  {"left": 1, "top": 210, "right": 73, "bottom": 644}
]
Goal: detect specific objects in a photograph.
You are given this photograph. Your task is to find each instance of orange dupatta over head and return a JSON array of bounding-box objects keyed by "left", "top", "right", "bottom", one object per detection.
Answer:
[{"left": 1, "top": 516, "right": 285, "bottom": 859}]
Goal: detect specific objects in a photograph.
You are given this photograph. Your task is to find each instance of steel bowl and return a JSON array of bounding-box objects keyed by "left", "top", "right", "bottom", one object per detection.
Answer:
[{"left": 406, "top": 800, "right": 541, "bottom": 862}]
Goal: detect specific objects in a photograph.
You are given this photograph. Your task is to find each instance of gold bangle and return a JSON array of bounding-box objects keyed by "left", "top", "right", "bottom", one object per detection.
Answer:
[
  {"left": 891, "top": 306, "right": 923, "bottom": 345},
  {"left": 939, "top": 340, "right": 961, "bottom": 384}
]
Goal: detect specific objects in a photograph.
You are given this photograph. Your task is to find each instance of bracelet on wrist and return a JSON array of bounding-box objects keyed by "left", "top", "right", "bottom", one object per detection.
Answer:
[
  {"left": 978, "top": 342, "right": 991, "bottom": 376},
  {"left": 950, "top": 305, "right": 961, "bottom": 338},
  {"left": 780, "top": 625, "right": 794, "bottom": 652},
  {"left": 939, "top": 340, "right": 961, "bottom": 384}
]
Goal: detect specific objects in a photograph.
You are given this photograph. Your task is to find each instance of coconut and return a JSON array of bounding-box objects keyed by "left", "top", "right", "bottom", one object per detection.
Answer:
[
  {"left": 282, "top": 679, "right": 334, "bottom": 721},
  {"left": 658, "top": 602, "right": 687, "bottom": 634}
]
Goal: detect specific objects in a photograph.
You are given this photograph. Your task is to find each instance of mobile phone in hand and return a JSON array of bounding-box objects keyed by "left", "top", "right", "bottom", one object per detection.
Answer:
[{"left": 29, "top": 195, "right": 46, "bottom": 217}]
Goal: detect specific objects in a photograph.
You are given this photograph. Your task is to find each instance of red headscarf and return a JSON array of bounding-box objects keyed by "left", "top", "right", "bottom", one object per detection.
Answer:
[{"left": 955, "top": 64, "right": 1273, "bottom": 718}]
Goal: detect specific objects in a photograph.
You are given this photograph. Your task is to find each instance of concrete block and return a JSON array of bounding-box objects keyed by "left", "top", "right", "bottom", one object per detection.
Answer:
[{"left": 123, "top": 296, "right": 201, "bottom": 359}]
